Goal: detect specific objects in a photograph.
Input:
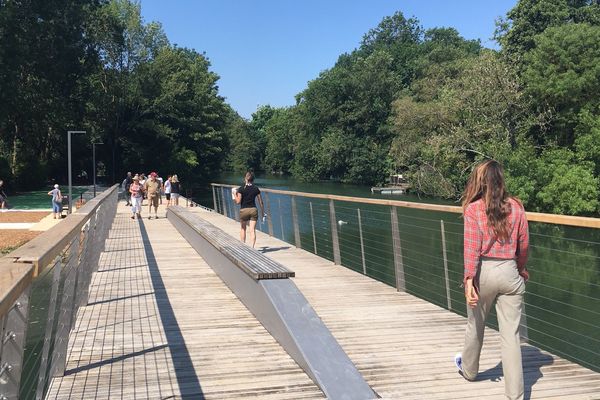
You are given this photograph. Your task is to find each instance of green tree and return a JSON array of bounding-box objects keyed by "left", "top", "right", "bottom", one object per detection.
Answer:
[
  {"left": 535, "top": 148, "right": 599, "bottom": 214},
  {"left": 0, "top": 0, "right": 104, "bottom": 188},
  {"left": 496, "top": 0, "right": 600, "bottom": 58},
  {"left": 523, "top": 23, "right": 600, "bottom": 146}
]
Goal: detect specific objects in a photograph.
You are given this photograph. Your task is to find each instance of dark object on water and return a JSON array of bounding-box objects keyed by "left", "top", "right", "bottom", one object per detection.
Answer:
[{"left": 371, "top": 174, "right": 410, "bottom": 195}]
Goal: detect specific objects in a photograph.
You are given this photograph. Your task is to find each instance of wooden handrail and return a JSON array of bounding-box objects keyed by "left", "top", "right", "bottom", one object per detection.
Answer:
[
  {"left": 211, "top": 183, "right": 600, "bottom": 229},
  {"left": 9, "top": 185, "right": 119, "bottom": 276},
  {"left": 0, "top": 185, "right": 118, "bottom": 320},
  {"left": 0, "top": 258, "right": 34, "bottom": 319}
]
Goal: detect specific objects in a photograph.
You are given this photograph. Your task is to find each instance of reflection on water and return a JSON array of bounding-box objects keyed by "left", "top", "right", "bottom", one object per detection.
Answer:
[{"left": 205, "top": 173, "right": 599, "bottom": 373}]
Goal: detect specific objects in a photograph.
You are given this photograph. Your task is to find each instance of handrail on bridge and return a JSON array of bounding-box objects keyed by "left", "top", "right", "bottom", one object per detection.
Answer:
[
  {"left": 0, "top": 184, "right": 118, "bottom": 399},
  {"left": 211, "top": 182, "right": 600, "bottom": 374},
  {"left": 211, "top": 182, "right": 600, "bottom": 229}
]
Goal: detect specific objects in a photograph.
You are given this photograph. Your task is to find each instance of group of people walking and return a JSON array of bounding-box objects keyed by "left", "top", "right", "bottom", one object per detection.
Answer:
[{"left": 123, "top": 171, "right": 181, "bottom": 219}]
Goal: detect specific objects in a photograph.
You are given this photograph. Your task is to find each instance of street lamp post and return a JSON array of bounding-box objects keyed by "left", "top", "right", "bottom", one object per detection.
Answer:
[
  {"left": 92, "top": 142, "right": 104, "bottom": 197},
  {"left": 67, "top": 130, "right": 85, "bottom": 214}
]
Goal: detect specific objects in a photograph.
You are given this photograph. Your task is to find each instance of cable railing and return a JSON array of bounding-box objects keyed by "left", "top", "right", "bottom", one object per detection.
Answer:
[
  {"left": 0, "top": 185, "right": 118, "bottom": 400},
  {"left": 211, "top": 182, "right": 600, "bottom": 373}
]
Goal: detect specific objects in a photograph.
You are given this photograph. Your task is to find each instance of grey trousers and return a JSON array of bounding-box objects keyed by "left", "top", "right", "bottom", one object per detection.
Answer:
[{"left": 462, "top": 258, "right": 526, "bottom": 400}]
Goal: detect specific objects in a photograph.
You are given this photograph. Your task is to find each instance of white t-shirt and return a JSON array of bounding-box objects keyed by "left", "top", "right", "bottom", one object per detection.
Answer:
[{"left": 164, "top": 180, "right": 171, "bottom": 194}]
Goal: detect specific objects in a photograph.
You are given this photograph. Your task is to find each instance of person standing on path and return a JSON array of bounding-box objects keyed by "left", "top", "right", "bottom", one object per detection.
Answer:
[
  {"left": 123, "top": 172, "right": 133, "bottom": 206},
  {"left": 0, "top": 180, "right": 8, "bottom": 209},
  {"left": 454, "top": 160, "right": 529, "bottom": 400},
  {"left": 139, "top": 173, "right": 147, "bottom": 204},
  {"left": 157, "top": 174, "right": 164, "bottom": 205},
  {"left": 129, "top": 175, "right": 144, "bottom": 219},
  {"left": 234, "top": 171, "right": 265, "bottom": 248},
  {"left": 170, "top": 175, "right": 181, "bottom": 206},
  {"left": 164, "top": 175, "right": 172, "bottom": 206},
  {"left": 48, "top": 184, "right": 63, "bottom": 219},
  {"left": 144, "top": 172, "right": 160, "bottom": 219}
]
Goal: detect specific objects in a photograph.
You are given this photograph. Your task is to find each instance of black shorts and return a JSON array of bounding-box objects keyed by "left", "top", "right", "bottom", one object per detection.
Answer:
[{"left": 166, "top": 193, "right": 171, "bottom": 200}]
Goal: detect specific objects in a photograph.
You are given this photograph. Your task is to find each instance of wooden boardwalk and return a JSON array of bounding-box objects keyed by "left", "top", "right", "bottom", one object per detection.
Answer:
[
  {"left": 46, "top": 204, "right": 324, "bottom": 399},
  {"left": 46, "top": 202, "right": 600, "bottom": 399}
]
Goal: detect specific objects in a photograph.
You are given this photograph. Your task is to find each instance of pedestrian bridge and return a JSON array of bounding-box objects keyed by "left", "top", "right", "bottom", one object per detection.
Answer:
[{"left": 0, "top": 185, "right": 599, "bottom": 399}]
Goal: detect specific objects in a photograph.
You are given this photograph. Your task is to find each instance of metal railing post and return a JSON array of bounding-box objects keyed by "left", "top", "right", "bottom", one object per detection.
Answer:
[
  {"left": 390, "top": 206, "right": 405, "bottom": 291},
  {"left": 291, "top": 196, "right": 301, "bottom": 248},
  {"left": 212, "top": 185, "right": 217, "bottom": 212},
  {"left": 50, "top": 237, "right": 81, "bottom": 378},
  {"left": 75, "top": 212, "right": 98, "bottom": 309},
  {"left": 357, "top": 208, "right": 367, "bottom": 275},
  {"left": 220, "top": 186, "right": 227, "bottom": 217},
  {"left": 0, "top": 287, "right": 31, "bottom": 400},
  {"left": 225, "top": 188, "right": 232, "bottom": 219},
  {"left": 34, "top": 255, "right": 63, "bottom": 398},
  {"left": 264, "top": 192, "right": 274, "bottom": 236},
  {"left": 441, "top": 220, "right": 452, "bottom": 310},
  {"left": 233, "top": 190, "right": 240, "bottom": 222},
  {"left": 214, "top": 186, "right": 220, "bottom": 214},
  {"left": 329, "top": 200, "right": 341, "bottom": 265},
  {"left": 278, "top": 198, "right": 285, "bottom": 241},
  {"left": 310, "top": 202, "right": 317, "bottom": 254}
]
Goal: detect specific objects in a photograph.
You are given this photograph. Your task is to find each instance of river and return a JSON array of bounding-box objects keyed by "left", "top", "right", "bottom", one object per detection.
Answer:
[{"left": 196, "top": 172, "right": 600, "bottom": 374}]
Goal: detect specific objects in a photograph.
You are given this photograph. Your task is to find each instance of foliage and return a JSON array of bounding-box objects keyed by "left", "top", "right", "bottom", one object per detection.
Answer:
[
  {"left": 495, "top": 0, "right": 600, "bottom": 58},
  {"left": 1, "top": 0, "right": 599, "bottom": 216},
  {"left": 522, "top": 23, "right": 600, "bottom": 146},
  {"left": 249, "top": 3, "right": 600, "bottom": 216},
  {"left": 0, "top": 0, "right": 233, "bottom": 192}
]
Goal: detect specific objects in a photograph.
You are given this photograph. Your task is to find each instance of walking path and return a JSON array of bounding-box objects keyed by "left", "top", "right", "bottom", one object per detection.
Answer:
[
  {"left": 193, "top": 207, "right": 600, "bottom": 400},
  {"left": 46, "top": 204, "right": 324, "bottom": 399},
  {"left": 45, "top": 202, "right": 600, "bottom": 399}
]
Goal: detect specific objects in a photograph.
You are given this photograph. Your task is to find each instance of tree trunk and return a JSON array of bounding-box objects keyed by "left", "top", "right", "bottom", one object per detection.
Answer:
[{"left": 11, "top": 122, "right": 18, "bottom": 176}]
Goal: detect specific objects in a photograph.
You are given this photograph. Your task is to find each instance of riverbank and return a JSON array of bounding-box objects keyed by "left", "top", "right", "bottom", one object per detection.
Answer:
[{"left": 192, "top": 172, "right": 456, "bottom": 209}]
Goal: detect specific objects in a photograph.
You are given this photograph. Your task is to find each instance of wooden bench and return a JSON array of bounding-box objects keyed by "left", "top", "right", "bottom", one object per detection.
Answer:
[
  {"left": 166, "top": 206, "right": 375, "bottom": 400},
  {"left": 168, "top": 207, "right": 294, "bottom": 280}
]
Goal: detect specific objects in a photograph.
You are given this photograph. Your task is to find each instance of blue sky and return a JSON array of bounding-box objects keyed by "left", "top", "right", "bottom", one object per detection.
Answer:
[{"left": 139, "top": 0, "right": 517, "bottom": 119}]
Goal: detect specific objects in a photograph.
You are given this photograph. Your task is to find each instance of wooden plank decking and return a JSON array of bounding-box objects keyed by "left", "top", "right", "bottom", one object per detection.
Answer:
[
  {"left": 46, "top": 202, "right": 600, "bottom": 399},
  {"left": 193, "top": 208, "right": 600, "bottom": 400},
  {"left": 45, "top": 204, "right": 324, "bottom": 399}
]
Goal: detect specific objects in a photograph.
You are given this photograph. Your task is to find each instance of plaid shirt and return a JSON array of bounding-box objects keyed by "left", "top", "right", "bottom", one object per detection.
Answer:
[{"left": 463, "top": 198, "right": 529, "bottom": 284}]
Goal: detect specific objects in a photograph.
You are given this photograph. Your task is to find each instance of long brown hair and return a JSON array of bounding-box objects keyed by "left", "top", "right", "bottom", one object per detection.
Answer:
[{"left": 462, "top": 160, "right": 512, "bottom": 242}]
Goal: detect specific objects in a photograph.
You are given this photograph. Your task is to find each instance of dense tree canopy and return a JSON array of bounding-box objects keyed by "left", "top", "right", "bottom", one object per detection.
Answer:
[
  {"left": 1, "top": 0, "right": 599, "bottom": 215},
  {"left": 0, "top": 0, "right": 233, "bottom": 191},
  {"left": 233, "top": 2, "right": 600, "bottom": 216}
]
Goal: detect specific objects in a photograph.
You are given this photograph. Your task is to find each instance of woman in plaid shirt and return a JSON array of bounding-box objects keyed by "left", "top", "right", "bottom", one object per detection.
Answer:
[{"left": 454, "top": 160, "right": 529, "bottom": 400}]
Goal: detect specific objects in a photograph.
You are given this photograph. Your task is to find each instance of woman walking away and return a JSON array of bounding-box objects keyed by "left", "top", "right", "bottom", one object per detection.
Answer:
[
  {"left": 164, "top": 175, "right": 172, "bottom": 206},
  {"left": 129, "top": 175, "right": 144, "bottom": 219},
  {"left": 48, "top": 184, "right": 63, "bottom": 219},
  {"left": 455, "top": 160, "right": 529, "bottom": 400},
  {"left": 170, "top": 175, "right": 181, "bottom": 206},
  {"left": 234, "top": 171, "right": 265, "bottom": 248}
]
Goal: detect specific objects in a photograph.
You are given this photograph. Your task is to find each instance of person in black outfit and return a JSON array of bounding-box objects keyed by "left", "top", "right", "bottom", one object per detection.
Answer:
[
  {"left": 0, "top": 180, "right": 8, "bottom": 209},
  {"left": 170, "top": 174, "right": 181, "bottom": 205},
  {"left": 234, "top": 171, "right": 265, "bottom": 248},
  {"left": 123, "top": 172, "right": 133, "bottom": 206}
]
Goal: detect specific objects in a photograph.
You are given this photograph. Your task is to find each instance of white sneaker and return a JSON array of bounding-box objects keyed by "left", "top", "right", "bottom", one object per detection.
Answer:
[{"left": 454, "top": 353, "right": 463, "bottom": 371}]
